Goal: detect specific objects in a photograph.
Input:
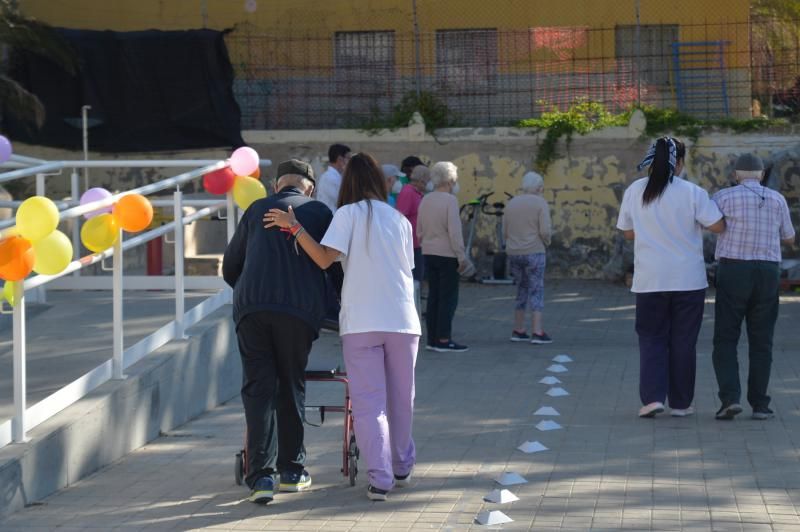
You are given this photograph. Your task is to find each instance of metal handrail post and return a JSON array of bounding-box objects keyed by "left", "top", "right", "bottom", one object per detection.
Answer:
[
  {"left": 12, "top": 282, "right": 28, "bottom": 442},
  {"left": 112, "top": 230, "right": 125, "bottom": 379},
  {"left": 174, "top": 189, "right": 186, "bottom": 339},
  {"left": 34, "top": 174, "right": 47, "bottom": 304},
  {"left": 226, "top": 193, "right": 236, "bottom": 242},
  {"left": 224, "top": 193, "right": 236, "bottom": 301},
  {"left": 70, "top": 170, "right": 81, "bottom": 277}
]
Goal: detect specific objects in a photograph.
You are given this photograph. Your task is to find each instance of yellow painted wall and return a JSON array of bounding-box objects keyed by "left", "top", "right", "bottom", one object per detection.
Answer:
[{"left": 19, "top": 0, "right": 752, "bottom": 68}]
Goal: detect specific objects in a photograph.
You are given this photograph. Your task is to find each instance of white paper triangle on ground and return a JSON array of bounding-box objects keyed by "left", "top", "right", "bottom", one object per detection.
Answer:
[
  {"left": 539, "top": 376, "right": 562, "bottom": 385},
  {"left": 476, "top": 510, "right": 514, "bottom": 525},
  {"left": 483, "top": 488, "right": 520, "bottom": 503},
  {"left": 547, "top": 364, "right": 569, "bottom": 373},
  {"left": 552, "top": 354, "right": 574, "bottom": 363},
  {"left": 494, "top": 472, "right": 528, "bottom": 486},
  {"left": 546, "top": 387, "right": 570, "bottom": 397},
  {"left": 534, "top": 406, "right": 560, "bottom": 416},
  {"left": 535, "top": 420, "right": 563, "bottom": 431},
  {"left": 517, "top": 440, "right": 549, "bottom": 453}
]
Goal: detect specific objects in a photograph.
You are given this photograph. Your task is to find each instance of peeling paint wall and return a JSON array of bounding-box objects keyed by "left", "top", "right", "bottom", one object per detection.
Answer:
[{"left": 10, "top": 124, "right": 800, "bottom": 278}]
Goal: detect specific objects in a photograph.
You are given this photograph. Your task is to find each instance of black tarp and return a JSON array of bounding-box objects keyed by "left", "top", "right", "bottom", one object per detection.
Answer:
[{"left": 4, "top": 28, "right": 244, "bottom": 152}]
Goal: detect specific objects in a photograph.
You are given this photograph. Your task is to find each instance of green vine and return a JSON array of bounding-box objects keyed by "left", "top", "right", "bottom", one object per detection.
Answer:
[
  {"left": 517, "top": 101, "right": 790, "bottom": 172},
  {"left": 518, "top": 100, "right": 628, "bottom": 172},
  {"left": 360, "top": 90, "right": 456, "bottom": 136},
  {"left": 640, "top": 106, "right": 787, "bottom": 139}
]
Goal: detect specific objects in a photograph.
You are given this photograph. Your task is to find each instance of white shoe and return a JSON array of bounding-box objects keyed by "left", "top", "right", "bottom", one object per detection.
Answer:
[
  {"left": 638, "top": 401, "right": 665, "bottom": 418},
  {"left": 670, "top": 406, "right": 695, "bottom": 417},
  {"left": 394, "top": 467, "right": 413, "bottom": 488}
]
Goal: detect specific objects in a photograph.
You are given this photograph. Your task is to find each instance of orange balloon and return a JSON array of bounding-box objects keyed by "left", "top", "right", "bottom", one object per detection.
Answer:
[
  {"left": 113, "top": 194, "right": 153, "bottom": 233},
  {"left": 0, "top": 236, "right": 35, "bottom": 282},
  {"left": 250, "top": 166, "right": 261, "bottom": 179}
]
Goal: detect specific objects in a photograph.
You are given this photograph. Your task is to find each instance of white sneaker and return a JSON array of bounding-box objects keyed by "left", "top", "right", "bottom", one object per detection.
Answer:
[
  {"left": 638, "top": 401, "right": 665, "bottom": 418},
  {"left": 670, "top": 406, "right": 695, "bottom": 417},
  {"left": 394, "top": 468, "right": 413, "bottom": 488}
]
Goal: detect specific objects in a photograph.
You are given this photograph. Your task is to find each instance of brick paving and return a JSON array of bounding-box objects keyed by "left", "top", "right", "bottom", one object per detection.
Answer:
[{"left": 3, "top": 280, "right": 800, "bottom": 531}]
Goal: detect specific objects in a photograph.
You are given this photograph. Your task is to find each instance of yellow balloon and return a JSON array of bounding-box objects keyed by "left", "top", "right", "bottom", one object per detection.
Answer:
[
  {"left": 3, "top": 281, "right": 15, "bottom": 307},
  {"left": 232, "top": 175, "right": 266, "bottom": 211},
  {"left": 17, "top": 196, "right": 59, "bottom": 242},
  {"left": 81, "top": 213, "right": 118, "bottom": 253},
  {"left": 33, "top": 230, "right": 73, "bottom": 275}
]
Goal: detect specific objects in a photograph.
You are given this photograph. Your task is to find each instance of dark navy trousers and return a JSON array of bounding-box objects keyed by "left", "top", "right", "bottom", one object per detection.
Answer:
[{"left": 635, "top": 289, "right": 706, "bottom": 409}]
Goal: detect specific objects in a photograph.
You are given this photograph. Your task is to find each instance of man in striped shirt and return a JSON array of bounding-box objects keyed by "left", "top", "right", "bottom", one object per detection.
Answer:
[{"left": 712, "top": 153, "right": 796, "bottom": 421}]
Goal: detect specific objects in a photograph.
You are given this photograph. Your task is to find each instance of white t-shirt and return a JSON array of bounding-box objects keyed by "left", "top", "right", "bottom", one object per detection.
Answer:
[
  {"left": 321, "top": 200, "right": 421, "bottom": 336},
  {"left": 616, "top": 176, "right": 723, "bottom": 293},
  {"left": 316, "top": 166, "right": 342, "bottom": 213}
]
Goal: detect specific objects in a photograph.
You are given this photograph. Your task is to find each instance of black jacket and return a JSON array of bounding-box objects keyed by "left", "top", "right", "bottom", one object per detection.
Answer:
[{"left": 222, "top": 187, "right": 333, "bottom": 335}]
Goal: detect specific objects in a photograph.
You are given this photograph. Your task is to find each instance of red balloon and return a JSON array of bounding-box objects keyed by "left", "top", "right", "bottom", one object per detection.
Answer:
[
  {"left": 203, "top": 167, "right": 236, "bottom": 195},
  {"left": 0, "top": 236, "right": 35, "bottom": 282}
]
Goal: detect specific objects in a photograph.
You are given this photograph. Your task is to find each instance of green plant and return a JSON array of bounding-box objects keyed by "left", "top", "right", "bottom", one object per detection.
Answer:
[
  {"left": 360, "top": 90, "right": 456, "bottom": 135},
  {"left": 517, "top": 100, "right": 628, "bottom": 172},
  {"left": 517, "top": 101, "right": 789, "bottom": 171},
  {"left": 639, "top": 105, "right": 787, "bottom": 139}
]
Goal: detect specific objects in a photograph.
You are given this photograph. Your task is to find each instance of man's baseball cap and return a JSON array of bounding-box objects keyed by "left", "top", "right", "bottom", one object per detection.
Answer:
[
  {"left": 276, "top": 159, "right": 315, "bottom": 184},
  {"left": 734, "top": 153, "right": 764, "bottom": 172}
]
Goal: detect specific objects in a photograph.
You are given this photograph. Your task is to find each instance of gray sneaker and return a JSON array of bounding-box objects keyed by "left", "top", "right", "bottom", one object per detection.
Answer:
[
  {"left": 752, "top": 407, "right": 774, "bottom": 420},
  {"left": 715, "top": 403, "right": 743, "bottom": 420}
]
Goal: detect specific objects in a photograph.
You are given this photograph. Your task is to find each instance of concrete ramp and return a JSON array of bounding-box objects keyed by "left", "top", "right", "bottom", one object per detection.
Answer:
[{"left": 0, "top": 305, "right": 240, "bottom": 518}]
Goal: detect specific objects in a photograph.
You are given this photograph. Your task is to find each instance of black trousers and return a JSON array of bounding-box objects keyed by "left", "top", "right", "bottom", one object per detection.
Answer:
[
  {"left": 424, "top": 255, "right": 460, "bottom": 346},
  {"left": 236, "top": 311, "right": 314, "bottom": 488},
  {"left": 712, "top": 260, "right": 780, "bottom": 409}
]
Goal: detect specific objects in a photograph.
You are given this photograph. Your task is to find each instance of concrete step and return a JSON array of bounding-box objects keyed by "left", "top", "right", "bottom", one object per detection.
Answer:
[{"left": 185, "top": 254, "right": 223, "bottom": 276}]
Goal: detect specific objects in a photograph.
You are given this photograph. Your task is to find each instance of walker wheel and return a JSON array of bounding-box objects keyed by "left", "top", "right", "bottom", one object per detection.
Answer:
[
  {"left": 234, "top": 451, "right": 244, "bottom": 486},
  {"left": 348, "top": 435, "right": 358, "bottom": 486}
]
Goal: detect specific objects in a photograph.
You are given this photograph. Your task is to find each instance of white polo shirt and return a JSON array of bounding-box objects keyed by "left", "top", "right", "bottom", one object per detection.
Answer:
[
  {"left": 616, "top": 176, "right": 723, "bottom": 293},
  {"left": 316, "top": 166, "right": 342, "bottom": 213}
]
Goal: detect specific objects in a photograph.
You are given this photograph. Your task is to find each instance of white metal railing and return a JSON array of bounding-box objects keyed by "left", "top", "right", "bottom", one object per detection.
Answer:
[{"left": 0, "top": 156, "right": 270, "bottom": 447}]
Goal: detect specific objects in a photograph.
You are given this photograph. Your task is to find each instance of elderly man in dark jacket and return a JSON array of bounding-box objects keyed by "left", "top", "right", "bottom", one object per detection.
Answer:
[{"left": 223, "top": 159, "right": 332, "bottom": 504}]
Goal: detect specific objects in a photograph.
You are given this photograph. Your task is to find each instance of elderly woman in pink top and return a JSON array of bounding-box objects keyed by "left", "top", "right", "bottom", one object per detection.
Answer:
[
  {"left": 417, "top": 162, "right": 473, "bottom": 353},
  {"left": 396, "top": 165, "right": 430, "bottom": 284}
]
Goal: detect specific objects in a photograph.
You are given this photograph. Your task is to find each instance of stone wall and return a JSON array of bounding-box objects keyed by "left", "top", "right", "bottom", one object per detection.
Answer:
[{"left": 8, "top": 117, "right": 800, "bottom": 278}]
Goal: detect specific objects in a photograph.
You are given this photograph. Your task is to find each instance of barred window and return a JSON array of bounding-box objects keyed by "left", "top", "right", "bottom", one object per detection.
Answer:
[
  {"left": 334, "top": 31, "right": 395, "bottom": 91},
  {"left": 615, "top": 24, "right": 679, "bottom": 86},
  {"left": 435, "top": 29, "right": 498, "bottom": 94}
]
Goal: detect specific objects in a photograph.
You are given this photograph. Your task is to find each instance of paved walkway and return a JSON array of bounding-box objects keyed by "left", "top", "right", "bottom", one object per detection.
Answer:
[
  {"left": 2, "top": 280, "right": 800, "bottom": 531},
  {"left": 0, "top": 290, "right": 214, "bottom": 422}
]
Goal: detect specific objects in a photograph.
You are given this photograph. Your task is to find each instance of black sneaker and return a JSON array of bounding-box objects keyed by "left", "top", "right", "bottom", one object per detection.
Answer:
[
  {"left": 752, "top": 407, "right": 775, "bottom": 420},
  {"left": 510, "top": 330, "right": 530, "bottom": 342},
  {"left": 431, "top": 341, "right": 469, "bottom": 353},
  {"left": 530, "top": 332, "right": 553, "bottom": 344},
  {"left": 279, "top": 469, "right": 312, "bottom": 492},
  {"left": 715, "top": 403, "right": 743, "bottom": 420},
  {"left": 367, "top": 484, "right": 389, "bottom": 501}
]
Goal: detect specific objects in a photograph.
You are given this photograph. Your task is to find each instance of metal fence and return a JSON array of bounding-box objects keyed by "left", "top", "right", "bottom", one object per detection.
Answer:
[{"left": 226, "top": 17, "right": 800, "bottom": 130}]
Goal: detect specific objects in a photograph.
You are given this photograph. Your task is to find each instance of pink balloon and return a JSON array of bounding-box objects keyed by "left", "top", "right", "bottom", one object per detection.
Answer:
[
  {"left": 230, "top": 146, "right": 259, "bottom": 176},
  {"left": 0, "top": 135, "right": 12, "bottom": 163},
  {"left": 80, "top": 187, "right": 113, "bottom": 219}
]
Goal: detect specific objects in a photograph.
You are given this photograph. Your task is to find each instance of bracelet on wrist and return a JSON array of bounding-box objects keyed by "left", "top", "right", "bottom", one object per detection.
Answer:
[{"left": 288, "top": 223, "right": 303, "bottom": 236}]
